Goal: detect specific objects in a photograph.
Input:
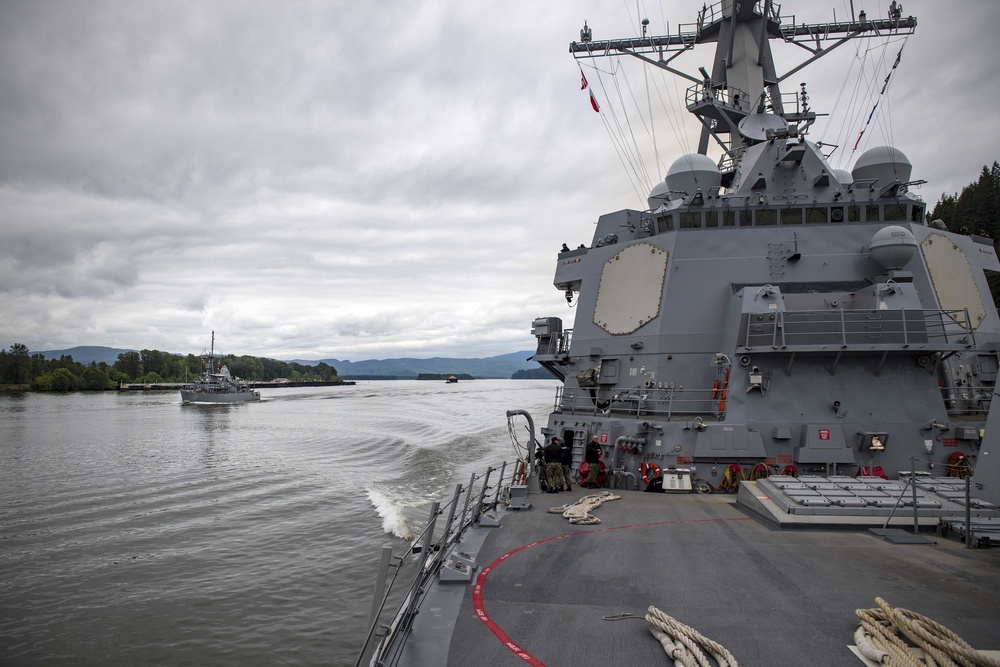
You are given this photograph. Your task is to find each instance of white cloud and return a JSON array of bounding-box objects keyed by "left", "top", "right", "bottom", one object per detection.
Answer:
[{"left": 1, "top": 1, "right": 996, "bottom": 360}]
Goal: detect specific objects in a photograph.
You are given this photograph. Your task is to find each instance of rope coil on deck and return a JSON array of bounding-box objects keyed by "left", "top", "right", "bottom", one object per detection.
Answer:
[
  {"left": 645, "top": 605, "right": 739, "bottom": 667},
  {"left": 854, "top": 597, "right": 1000, "bottom": 667},
  {"left": 547, "top": 490, "right": 620, "bottom": 524}
]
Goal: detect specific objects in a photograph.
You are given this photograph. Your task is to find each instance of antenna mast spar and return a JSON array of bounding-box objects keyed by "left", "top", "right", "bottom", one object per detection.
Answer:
[{"left": 570, "top": 0, "right": 916, "bottom": 170}]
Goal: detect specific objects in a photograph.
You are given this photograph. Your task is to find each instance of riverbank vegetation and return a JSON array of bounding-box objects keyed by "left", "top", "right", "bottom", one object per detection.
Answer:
[{"left": 0, "top": 343, "right": 341, "bottom": 392}]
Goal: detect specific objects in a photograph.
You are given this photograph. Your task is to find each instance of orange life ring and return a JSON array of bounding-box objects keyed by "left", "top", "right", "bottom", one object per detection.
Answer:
[
  {"left": 712, "top": 379, "right": 720, "bottom": 399},
  {"left": 640, "top": 462, "right": 662, "bottom": 485}
]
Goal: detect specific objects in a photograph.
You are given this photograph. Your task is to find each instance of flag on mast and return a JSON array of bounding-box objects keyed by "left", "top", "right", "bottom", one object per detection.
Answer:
[{"left": 579, "top": 65, "right": 600, "bottom": 112}]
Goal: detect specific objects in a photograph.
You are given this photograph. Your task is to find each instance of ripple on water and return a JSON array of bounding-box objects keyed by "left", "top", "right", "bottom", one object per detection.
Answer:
[{"left": 0, "top": 380, "right": 559, "bottom": 665}]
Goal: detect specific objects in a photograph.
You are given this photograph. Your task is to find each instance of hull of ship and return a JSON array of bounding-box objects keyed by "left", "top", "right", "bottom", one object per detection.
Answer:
[{"left": 180, "top": 390, "right": 260, "bottom": 404}]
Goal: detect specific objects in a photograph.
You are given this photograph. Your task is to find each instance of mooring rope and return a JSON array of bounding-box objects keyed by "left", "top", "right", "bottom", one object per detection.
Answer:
[
  {"left": 601, "top": 607, "right": 739, "bottom": 666},
  {"left": 854, "top": 597, "right": 1000, "bottom": 667},
  {"left": 645, "top": 606, "right": 740, "bottom": 667},
  {"left": 547, "top": 490, "right": 621, "bottom": 524}
]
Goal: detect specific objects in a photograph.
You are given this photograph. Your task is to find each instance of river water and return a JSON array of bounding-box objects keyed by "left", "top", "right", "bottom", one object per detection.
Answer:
[{"left": 0, "top": 380, "right": 558, "bottom": 666}]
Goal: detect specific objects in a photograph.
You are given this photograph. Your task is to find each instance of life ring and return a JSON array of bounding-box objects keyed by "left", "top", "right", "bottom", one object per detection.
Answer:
[
  {"left": 712, "top": 379, "right": 720, "bottom": 399},
  {"left": 640, "top": 462, "right": 662, "bottom": 485}
]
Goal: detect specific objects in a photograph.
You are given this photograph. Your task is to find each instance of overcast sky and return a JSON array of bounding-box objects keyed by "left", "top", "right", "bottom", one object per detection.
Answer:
[{"left": 2, "top": 1, "right": 998, "bottom": 361}]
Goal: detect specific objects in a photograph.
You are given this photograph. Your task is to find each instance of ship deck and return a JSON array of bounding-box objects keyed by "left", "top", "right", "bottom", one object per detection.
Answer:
[{"left": 398, "top": 488, "right": 1000, "bottom": 667}]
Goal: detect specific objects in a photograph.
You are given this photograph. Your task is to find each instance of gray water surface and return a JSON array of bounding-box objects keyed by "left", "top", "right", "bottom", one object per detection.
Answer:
[{"left": 0, "top": 380, "right": 556, "bottom": 666}]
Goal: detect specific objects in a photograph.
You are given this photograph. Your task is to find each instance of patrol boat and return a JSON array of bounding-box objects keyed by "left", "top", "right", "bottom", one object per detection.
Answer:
[
  {"left": 180, "top": 332, "right": 260, "bottom": 404},
  {"left": 358, "top": 3, "right": 1000, "bottom": 665}
]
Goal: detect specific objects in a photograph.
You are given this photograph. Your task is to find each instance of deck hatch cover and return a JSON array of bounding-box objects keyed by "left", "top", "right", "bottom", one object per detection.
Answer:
[{"left": 593, "top": 243, "right": 669, "bottom": 335}]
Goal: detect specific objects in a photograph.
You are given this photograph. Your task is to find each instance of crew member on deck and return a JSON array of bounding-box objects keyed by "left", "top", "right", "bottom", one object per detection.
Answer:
[
  {"left": 585, "top": 436, "right": 602, "bottom": 488},
  {"left": 560, "top": 438, "right": 573, "bottom": 491},
  {"left": 544, "top": 438, "right": 566, "bottom": 493}
]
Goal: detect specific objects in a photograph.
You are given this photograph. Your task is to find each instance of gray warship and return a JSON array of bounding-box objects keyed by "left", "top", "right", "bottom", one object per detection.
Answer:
[
  {"left": 358, "top": 3, "right": 1000, "bottom": 665},
  {"left": 180, "top": 332, "right": 260, "bottom": 404}
]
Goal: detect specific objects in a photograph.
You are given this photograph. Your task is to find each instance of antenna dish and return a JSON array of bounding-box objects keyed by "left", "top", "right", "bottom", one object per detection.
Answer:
[
  {"left": 647, "top": 180, "right": 673, "bottom": 209},
  {"left": 832, "top": 169, "right": 853, "bottom": 186},
  {"left": 852, "top": 146, "right": 912, "bottom": 184},
  {"left": 869, "top": 225, "right": 918, "bottom": 270},
  {"left": 665, "top": 154, "right": 720, "bottom": 195},
  {"left": 738, "top": 113, "right": 789, "bottom": 142}
]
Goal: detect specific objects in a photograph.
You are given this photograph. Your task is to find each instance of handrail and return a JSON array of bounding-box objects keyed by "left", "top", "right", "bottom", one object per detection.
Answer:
[
  {"left": 556, "top": 384, "right": 724, "bottom": 419},
  {"left": 355, "top": 462, "right": 516, "bottom": 667},
  {"left": 741, "top": 308, "right": 975, "bottom": 351}
]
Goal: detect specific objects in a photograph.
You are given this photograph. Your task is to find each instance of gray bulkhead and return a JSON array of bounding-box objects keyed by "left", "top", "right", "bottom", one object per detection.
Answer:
[{"left": 542, "top": 192, "right": 1000, "bottom": 479}]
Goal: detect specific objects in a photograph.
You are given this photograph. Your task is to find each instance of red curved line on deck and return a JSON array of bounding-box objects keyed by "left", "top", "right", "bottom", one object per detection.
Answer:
[{"left": 471, "top": 516, "right": 751, "bottom": 666}]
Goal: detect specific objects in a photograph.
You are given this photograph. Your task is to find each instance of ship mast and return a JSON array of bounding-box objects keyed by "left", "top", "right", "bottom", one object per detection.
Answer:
[{"left": 570, "top": 0, "right": 916, "bottom": 167}]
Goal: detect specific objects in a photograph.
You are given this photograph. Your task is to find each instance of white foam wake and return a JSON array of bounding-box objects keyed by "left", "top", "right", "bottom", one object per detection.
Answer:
[{"left": 366, "top": 486, "right": 413, "bottom": 541}]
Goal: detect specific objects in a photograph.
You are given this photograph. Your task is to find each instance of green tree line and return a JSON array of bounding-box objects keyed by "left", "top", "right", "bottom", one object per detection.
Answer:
[{"left": 0, "top": 343, "right": 340, "bottom": 392}]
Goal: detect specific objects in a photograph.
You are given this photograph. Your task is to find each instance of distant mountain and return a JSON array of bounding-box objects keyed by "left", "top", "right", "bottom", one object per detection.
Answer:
[
  {"left": 36, "top": 346, "right": 136, "bottom": 365},
  {"left": 33, "top": 346, "right": 541, "bottom": 379},
  {"left": 316, "top": 351, "right": 538, "bottom": 379}
]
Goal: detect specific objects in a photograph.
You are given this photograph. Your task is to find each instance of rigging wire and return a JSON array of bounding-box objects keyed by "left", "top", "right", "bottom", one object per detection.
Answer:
[
  {"left": 851, "top": 38, "right": 906, "bottom": 157},
  {"left": 809, "top": 18, "right": 910, "bottom": 190},
  {"left": 591, "top": 62, "right": 654, "bottom": 206},
  {"left": 576, "top": 0, "right": 700, "bottom": 205},
  {"left": 614, "top": 64, "right": 656, "bottom": 192}
]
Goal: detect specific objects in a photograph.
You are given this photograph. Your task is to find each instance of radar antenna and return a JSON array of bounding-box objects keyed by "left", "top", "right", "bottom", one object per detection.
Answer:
[{"left": 570, "top": 1, "right": 916, "bottom": 161}]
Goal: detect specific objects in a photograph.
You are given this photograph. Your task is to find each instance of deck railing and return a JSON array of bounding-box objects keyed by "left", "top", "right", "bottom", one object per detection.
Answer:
[
  {"left": 355, "top": 462, "right": 515, "bottom": 667},
  {"left": 741, "top": 308, "right": 974, "bottom": 352},
  {"left": 554, "top": 384, "right": 723, "bottom": 419}
]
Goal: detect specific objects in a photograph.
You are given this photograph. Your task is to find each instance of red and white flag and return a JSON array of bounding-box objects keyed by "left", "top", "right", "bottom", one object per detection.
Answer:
[{"left": 579, "top": 66, "right": 599, "bottom": 112}]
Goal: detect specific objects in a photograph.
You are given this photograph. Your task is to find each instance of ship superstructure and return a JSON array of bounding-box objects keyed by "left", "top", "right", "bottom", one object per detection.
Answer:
[
  {"left": 531, "top": 1, "right": 999, "bottom": 488},
  {"left": 357, "top": 5, "right": 1000, "bottom": 665}
]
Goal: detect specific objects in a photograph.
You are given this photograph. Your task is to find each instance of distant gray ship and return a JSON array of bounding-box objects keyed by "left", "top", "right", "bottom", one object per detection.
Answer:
[
  {"left": 180, "top": 332, "right": 260, "bottom": 404},
  {"left": 359, "top": 3, "right": 1000, "bottom": 665}
]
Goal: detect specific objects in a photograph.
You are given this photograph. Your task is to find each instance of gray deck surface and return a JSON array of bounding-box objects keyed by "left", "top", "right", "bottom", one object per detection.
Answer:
[{"left": 442, "top": 489, "right": 1000, "bottom": 667}]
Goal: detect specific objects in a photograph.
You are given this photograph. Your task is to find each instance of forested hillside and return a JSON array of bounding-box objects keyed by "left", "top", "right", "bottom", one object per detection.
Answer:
[{"left": 0, "top": 344, "right": 339, "bottom": 391}]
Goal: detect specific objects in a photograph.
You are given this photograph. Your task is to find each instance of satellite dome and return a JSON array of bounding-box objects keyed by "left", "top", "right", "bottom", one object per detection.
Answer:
[
  {"left": 665, "top": 154, "right": 721, "bottom": 196},
  {"left": 869, "top": 225, "right": 918, "bottom": 270},
  {"left": 647, "top": 180, "right": 673, "bottom": 209},
  {"left": 832, "top": 169, "right": 854, "bottom": 186},
  {"left": 852, "top": 146, "right": 912, "bottom": 185}
]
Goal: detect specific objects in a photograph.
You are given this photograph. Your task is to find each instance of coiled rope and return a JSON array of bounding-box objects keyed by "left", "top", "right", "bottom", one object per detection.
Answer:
[
  {"left": 603, "top": 607, "right": 739, "bottom": 666},
  {"left": 547, "top": 490, "right": 620, "bottom": 524},
  {"left": 854, "top": 597, "right": 1000, "bottom": 667},
  {"left": 719, "top": 464, "right": 744, "bottom": 494},
  {"left": 646, "top": 606, "right": 739, "bottom": 667}
]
